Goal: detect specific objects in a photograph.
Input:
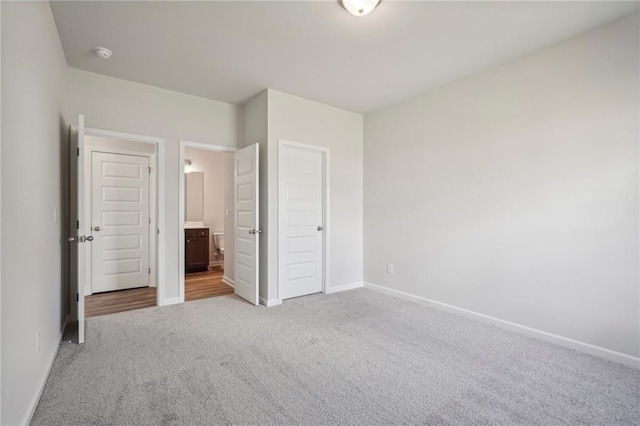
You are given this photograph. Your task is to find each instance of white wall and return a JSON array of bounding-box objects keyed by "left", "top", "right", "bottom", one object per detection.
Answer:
[
  {"left": 64, "top": 68, "right": 242, "bottom": 303},
  {"left": 364, "top": 15, "right": 639, "bottom": 359},
  {"left": 223, "top": 152, "right": 234, "bottom": 281},
  {"left": 184, "top": 148, "right": 233, "bottom": 270},
  {"left": 241, "top": 91, "right": 268, "bottom": 299},
  {"left": 1, "top": 2, "right": 69, "bottom": 424},
  {"left": 243, "top": 91, "right": 267, "bottom": 149},
  {"left": 86, "top": 135, "right": 156, "bottom": 154},
  {"left": 266, "top": 90, "right": 364, "bottom": 304}
]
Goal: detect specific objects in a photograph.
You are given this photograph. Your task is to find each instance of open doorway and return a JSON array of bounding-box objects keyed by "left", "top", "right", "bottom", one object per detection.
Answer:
[
  {"left": 179, "top": 141, "right": 237, "bottom": 302},
  {"left": 80, "top": 133, "right": 161, "bottom": 318}
]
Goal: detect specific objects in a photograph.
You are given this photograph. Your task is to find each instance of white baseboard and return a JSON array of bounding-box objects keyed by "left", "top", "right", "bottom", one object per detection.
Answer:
[
  {"left": 222, "top": 276, "right": 234, "bottom": 287},
  {"left": 260, "top": 297, "right": 280, "bottom": 307},
  {"left": 326, "top": 281, "right": 363, "bottom": 294},
  {"left": 159, "top": 296, "right": 181, "bottom": 307},
  {"left": 364, "top": 282, "right": 640, "bottom": 369},
  {"left": 23, "top": 322, "right": 66, "bottom": 425}
]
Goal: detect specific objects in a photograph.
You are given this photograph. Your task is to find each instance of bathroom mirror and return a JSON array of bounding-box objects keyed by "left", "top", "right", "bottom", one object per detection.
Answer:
[{"left": 185, "top": 172, "right": 204, "bottom": 223}]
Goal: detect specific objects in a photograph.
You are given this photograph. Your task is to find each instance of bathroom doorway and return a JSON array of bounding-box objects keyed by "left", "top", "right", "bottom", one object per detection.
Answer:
[{"left": 179, "top": 141, "right": 237, "bottom": 302}]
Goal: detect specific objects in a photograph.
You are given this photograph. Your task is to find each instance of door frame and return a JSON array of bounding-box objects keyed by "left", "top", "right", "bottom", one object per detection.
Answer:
[
  {"left": 85, "top": 147, "right": 157, "bottom": 296},
  {"left": 178, "top": 140, "right": 237, "bottom": 303},
  {"left": 72, "top": 126, "right": 167, "bottom": 305},
  {"left": 277, "top": 139, "right": 330, "bottom": 304}
]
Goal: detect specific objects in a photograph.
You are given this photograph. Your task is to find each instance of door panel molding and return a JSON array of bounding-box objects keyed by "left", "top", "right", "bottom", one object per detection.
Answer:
[
  {"left": 85, "top": 146, "right": 157, "bottom": 295},
  {"left": 90, "top": 152, "right": 151, "bottom": 293}
]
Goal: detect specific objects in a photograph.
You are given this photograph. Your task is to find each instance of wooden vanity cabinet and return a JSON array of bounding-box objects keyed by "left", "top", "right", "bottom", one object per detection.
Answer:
[{"left": 185, "top": 228, "right": 209, "bottom": 273}]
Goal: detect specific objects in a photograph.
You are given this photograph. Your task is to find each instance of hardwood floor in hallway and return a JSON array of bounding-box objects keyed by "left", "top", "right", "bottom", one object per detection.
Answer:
[
  {"left": 85, "top": 269, "right": 233, "bottom": 317},
  {"left": 184, "top": 269, "right": 234, "bottom": 301}
]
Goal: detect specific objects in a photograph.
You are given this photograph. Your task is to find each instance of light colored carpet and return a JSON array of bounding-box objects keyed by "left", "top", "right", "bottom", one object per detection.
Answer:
[{"left": 32, "top": 288, "right": 639, "bottom": 425}]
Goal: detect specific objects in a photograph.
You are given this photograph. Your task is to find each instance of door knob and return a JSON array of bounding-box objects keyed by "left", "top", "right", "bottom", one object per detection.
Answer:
[
  {"left": 317, "top": 226, "right": 323, "bottom": 231},
  {"left": 248, "top": 229, "right": 262, "bottom": 235},
  {"left": 93, "top": 226, "right": 101, "bottom": 231},
  {"left": 69, "top": 235, "right": 93, "bottom": 243}
]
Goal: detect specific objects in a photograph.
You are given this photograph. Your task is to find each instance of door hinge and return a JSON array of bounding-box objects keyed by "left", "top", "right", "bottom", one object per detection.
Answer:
[
  {"left": 148, "top": 268, "right": 151, "bottom": 275},
  {"left": 76, "top": 220, "right": 79, "bottom": 230},
  {"left": 149, "top": 166, "right": 151, "bottom": 174},
  {"left": 76, "top": 293, "right": 79, "bottom": 302},
  {"left": 77, "top": 148, "right": 79, "bottom": 157},
  {"left": 157, "top": 229, "right": 160, "bottom": 235}
]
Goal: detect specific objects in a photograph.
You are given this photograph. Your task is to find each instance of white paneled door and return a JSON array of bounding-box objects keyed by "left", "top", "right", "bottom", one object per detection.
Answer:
[
  {"left": 279, "top": 145, "right": 325, "bottom": 300},
  {"left": 234, "top": 144, "right": 260, "bottom": 305},
  {"left": 74, "top": 115, "right": 87, "bottom": 344},
  {"left": 91, "top": 152, "right": 150, "bottom": 293}
]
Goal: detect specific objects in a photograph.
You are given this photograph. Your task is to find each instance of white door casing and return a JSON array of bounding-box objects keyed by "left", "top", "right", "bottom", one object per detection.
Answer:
[
  {"left": 91, "top": 152, "right": 150, "bottom": 293},
  {"left": 234, "top": 144, "right": 260, "bottom": 305},
  {"left": 278, "top": 144, "right": 325, "bottom": 300}
]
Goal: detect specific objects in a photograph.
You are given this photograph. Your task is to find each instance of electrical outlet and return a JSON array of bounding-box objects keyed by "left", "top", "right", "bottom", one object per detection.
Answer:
[
  {"left": 225, "top": 209, "right": 230, "bottom": 219},
  {"left": 387, "top": 264, "right": 394, "bottom": 274},
  {"left": 36, "top": 331, "right": 41, "bottom": 353}
]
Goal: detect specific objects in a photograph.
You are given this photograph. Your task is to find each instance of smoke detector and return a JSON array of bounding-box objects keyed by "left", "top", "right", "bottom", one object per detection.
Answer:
[{"left": 94, "top": 47, "right": 113, "bottom": 60}]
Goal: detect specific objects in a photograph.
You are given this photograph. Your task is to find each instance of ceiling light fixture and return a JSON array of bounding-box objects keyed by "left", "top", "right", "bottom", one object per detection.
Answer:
[
  {"left": 94, "top": 47, "right": 113, "bottom": 60},
  {"left": 341, "top": 0, "right": 381, "bottom": 17}
]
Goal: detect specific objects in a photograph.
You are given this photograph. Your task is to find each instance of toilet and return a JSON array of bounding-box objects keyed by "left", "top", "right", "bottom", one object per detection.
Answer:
[{"left": 213, "top": 232, "right": 224, "bottom": 269}]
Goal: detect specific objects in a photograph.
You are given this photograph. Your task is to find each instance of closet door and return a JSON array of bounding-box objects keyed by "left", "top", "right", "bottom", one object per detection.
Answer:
[{"left": 278, "top": 144, "right": 325, "bottom": 300}]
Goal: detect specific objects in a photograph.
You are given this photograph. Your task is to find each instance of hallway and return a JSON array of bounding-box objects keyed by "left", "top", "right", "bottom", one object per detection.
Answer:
[{"left": 85, "top": 269, "right": 233, "bottom": 317}]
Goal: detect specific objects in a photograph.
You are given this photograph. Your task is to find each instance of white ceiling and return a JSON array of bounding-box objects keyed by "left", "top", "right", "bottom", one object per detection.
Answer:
[{"left": 50, "top": 1, "right": 638, "bottom": 113}]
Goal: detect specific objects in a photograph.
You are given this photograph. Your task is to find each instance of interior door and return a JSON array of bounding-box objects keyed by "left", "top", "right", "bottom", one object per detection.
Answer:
[
  {"left": 91, "top": 152, "right": 150, "bottom": 293},
  {"left": 74, "top": 115, "right": 88, "bottom": 344},
  {"left": 279, "top": 145, "right": 324, "bottom": 300},
  {"left": 234, "top": 144, "right": 259, "bottom": 305}
]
